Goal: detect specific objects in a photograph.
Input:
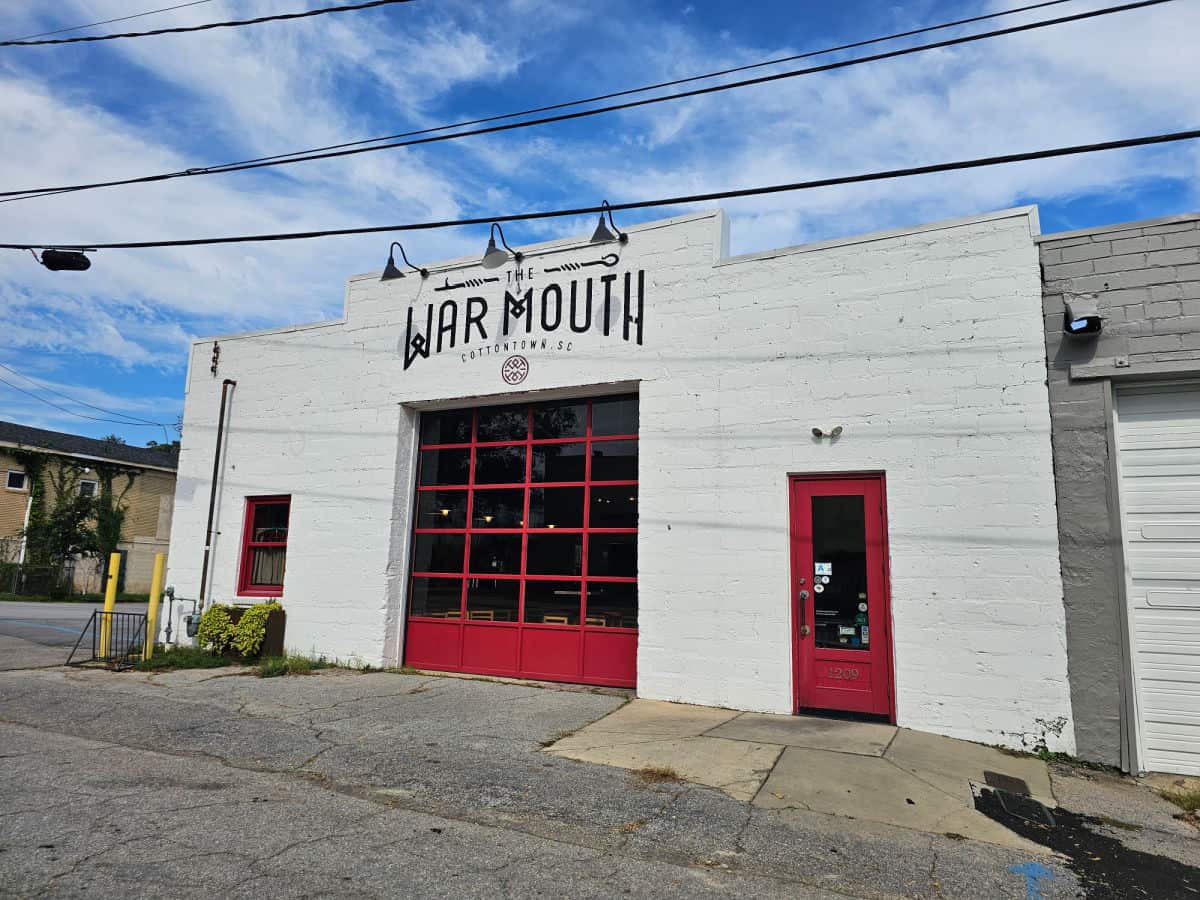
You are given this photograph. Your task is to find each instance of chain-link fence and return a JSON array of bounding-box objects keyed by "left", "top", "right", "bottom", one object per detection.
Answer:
[{"left": 0, "top": 559, "right": 77, "bottom": 597}]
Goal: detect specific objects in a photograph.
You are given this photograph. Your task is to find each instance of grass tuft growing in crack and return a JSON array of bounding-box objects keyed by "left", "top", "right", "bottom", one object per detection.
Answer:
[
  {"left": 1158, "top": 787, "right": 1200, "bottom": 823},
  {"left": 634, "top": 765, "right": 680, "bottom": 785},
  {"left": 539, "top": 729, "right": 576, "bottom": 748},
  {"left": 257, "top": 655, "right": 333, "bottom": 678},
  {"left": 612, "top": 818, "right": 648, "bottom": 834}
]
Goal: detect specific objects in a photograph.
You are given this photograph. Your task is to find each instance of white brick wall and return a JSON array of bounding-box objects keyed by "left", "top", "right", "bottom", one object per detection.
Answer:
[{"left": 166, "top": 206, "right": 1075, "bottom": 752}]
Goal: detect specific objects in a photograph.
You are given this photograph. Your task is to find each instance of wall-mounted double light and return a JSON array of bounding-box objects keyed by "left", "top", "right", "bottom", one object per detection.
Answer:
[
  {"left": 481, "top": 223, "right": 523, "bottom": 270},
  {"left": 380, "top": 241, "right": 429, "bottom": 281}
]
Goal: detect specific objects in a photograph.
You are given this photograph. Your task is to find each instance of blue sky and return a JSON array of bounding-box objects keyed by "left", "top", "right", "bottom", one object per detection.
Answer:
[{"left": 0, "top": 0, "right": 1196, "bottom": 445}]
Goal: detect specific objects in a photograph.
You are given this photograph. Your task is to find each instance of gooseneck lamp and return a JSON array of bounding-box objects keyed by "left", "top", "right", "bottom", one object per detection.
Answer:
[
  {"left": 590, "top": 200, "right": 629, "bottom": 245},
  {"left": 380, "top": 241, "right": 428, "bottom": 281},
  {"left": 481, "top": 223, "right": 523, "bottom": 269}
]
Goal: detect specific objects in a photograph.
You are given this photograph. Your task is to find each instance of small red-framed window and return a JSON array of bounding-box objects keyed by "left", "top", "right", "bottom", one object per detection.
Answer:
[{"left": 238, "top": 495, "right": 291, "bottom": 597}]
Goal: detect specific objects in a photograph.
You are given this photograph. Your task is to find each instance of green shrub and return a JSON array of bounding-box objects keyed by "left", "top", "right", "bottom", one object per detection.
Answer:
[
  {"left": 231, "top": 602, "right": 282, "bottom": 657},
  {"left": 257, "top": 655, "right": 330, "bottom": 678},
  {"left": 196, "top": 605, "right": 234, "bottom": 653},
  {"left": 134, "top": 646, "right": 230, "bottom": 670},
  {"left": 195, "top": 601, "right": 282, "bottom": 657}
]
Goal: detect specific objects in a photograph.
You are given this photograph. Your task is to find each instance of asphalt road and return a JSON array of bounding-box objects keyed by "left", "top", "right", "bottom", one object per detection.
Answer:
[
  {"left": 1, "top": 636, "right": 1195, "bottom": 898},
  {"left": 0, "top": 666, "right": 1105, "bottom": 900},
  {"left": 0, "top": 601, "right": 146, "bottom": 669}
]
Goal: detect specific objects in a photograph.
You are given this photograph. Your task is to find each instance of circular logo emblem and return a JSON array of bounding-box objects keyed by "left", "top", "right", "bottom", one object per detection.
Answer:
[{"left": 501, "top": 355, "right": 529, "bottom": 385}]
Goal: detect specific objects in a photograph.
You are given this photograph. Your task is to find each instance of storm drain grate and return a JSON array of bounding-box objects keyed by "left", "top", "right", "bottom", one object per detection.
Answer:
[
  {"left": 994, "top": 788, "right": 1056, "bottom": 828},
  {"left": 983, "top": 770, "right": 1031, "bottom": 796}
]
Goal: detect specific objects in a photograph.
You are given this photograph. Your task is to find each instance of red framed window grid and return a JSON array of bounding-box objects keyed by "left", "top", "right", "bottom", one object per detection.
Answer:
[
  {"left": 237, "top": 495, "right": 291, "bottom": 598},
  {"left": 405, "top": 398, "right": 637, "bottom": 687}
]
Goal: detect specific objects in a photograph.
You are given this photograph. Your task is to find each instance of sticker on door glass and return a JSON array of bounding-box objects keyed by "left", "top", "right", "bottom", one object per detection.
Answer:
[
  {"left": 813, "top": 584, "right": 824, "bottom": 593},
  {"left": 820, "top": 575, "right": 831, "bottom": 585},
  {"left": 858, "top": 602, "right": 867, "bottom": 612},
  {"left": 839, "top": 626, "right": 856, "bottom": 636},
  {"left": 815, "top": 562, "right": 832, "bottom": 576},
  {"left": 861, "top": 625, "right": 870, "bottom": 645}
]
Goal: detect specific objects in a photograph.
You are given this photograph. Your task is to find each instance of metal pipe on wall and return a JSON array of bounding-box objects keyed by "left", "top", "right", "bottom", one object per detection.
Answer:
[{"left": 198, "top": 378, "right": 237, "bottom": 612}]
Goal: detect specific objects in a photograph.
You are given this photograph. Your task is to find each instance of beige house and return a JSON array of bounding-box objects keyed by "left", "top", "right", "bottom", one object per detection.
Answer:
[{"left": 0, "top": 421, "right": 178, "bottom": 594}]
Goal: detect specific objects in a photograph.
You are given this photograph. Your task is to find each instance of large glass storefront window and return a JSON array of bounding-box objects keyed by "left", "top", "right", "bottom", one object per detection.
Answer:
[{"left": 408, "top": 395, "right": 639, "bottom": 632}]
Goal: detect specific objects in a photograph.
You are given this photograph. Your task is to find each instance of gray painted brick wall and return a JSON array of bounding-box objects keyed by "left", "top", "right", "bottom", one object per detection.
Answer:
[{"left": 1040, "top": 213, "right": 1200, "bottom": 766}]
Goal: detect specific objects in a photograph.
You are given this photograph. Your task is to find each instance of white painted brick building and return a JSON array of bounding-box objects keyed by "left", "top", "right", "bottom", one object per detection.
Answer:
[{"left": 167, "top": 206, "right": 1075, "bottom": 752}]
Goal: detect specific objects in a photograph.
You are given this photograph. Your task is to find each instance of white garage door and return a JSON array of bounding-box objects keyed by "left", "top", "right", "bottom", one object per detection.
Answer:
[{"left": 1116, "top": 383, "right": 1200, "bottom": 775}]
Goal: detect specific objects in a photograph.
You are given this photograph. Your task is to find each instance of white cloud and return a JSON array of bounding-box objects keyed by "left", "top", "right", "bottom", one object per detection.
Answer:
[
  {"left": 0, "top": 0, "right": 1195, "bottom": 429},
  {"left": 569, "top": 0, "right": 1200, "bottom": 252}
]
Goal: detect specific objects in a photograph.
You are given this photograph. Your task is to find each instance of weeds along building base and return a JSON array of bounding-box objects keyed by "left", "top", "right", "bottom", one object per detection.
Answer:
[{"left": 166, "top": 206, "right": 1075, "bottom": 753}]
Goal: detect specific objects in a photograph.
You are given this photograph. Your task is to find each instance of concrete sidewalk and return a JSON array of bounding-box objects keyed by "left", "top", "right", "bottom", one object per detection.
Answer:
[{"left": 546, "top": 700, "right": 1054, "bottom": 851}]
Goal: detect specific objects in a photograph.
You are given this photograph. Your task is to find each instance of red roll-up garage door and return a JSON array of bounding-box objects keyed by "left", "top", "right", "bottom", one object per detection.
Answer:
[{"left": 403, "top": 394, "right": 639, "bottom": 687}]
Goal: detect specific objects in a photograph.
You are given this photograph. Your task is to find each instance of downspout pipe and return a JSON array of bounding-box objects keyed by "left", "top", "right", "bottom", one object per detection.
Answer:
[{"left": 198, "top": 378, "right": 236, "bottom": 612}]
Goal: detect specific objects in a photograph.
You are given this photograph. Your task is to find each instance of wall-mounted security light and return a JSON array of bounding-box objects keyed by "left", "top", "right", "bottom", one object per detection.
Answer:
[
  {"left": 380, "top": 241, "right": 428, "bottom": 281},
  {"left": 1063, "top": 296, "right": 1102, "bottom": 337},
  {"left": 590, "top": 200, "right": 629, "bottom": 245},
  {"left": 812, "top": 425, "right": 844, "bottom": 439},
  {"left": 481, "top": 223, "right": 523, "bottom": 270},
  {"left": 36, "top": 249, "right": 92, "bottom": 271}
]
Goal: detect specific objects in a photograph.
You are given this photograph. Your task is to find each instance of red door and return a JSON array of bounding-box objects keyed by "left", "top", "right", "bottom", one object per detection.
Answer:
[{"left": 789, "top": 474, "right": 894, "bottom": 718}]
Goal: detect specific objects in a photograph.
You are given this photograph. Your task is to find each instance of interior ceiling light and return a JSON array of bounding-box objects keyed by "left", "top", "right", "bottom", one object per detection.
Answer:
[
  {"left": 380, "top": 241, "right": 428, "bottom": 281},
  {"left": 481, "top": 223, "right": 523, "bottom": 269},
  {"left": 35, "top": 248, "right": 92, "bottom": 271},
  {"left": 590, "top": 200, "right": 629, "bottom": 244}
]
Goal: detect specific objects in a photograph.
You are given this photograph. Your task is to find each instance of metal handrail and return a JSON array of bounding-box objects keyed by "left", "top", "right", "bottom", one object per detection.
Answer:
[{"left": 66, "top": 610, "right": 148, "bottom": 670}]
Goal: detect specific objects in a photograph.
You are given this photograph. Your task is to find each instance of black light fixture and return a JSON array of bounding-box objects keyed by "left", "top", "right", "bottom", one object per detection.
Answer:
[
  {"left": 590, "top": 200, "right": 628, "bottom": 245},
  {"left": 36, "top": 248, "right": 92, "bottom": 272},
  {"left": 1063, "top": 296, "right": 1102, "bottom": 337},
  {"left": 481, "top": 223, "right": 523, "bottom": 270},
  {"left": 380, "top": 241, "right": 428, "bottom": 281}
]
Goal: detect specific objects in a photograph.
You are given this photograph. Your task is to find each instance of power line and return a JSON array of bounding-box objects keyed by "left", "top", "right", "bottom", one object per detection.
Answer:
[
  {"left": 5, "top": 128, "right": 1197, "bottom": 252},
  {"left": 0, "top": 375, "right": 171, "bottom": 429},
  {"left": 6, "top": 1, "right": 218, "bottom": 42},
  {"left": 0, "top": 0, "right": 417, "bottom": 47},
  {"left": 0, "top": 0, "right": 1173, "bottom": 202},
  {"left": 63, "top": 0, "right": 1093, "bottom": 174},
  {"left": 0, "top": 361, "right": 169, "bottom": 427}
]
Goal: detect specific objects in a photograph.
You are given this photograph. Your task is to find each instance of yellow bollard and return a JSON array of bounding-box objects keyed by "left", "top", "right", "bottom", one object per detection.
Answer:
[
  {"left": 145, "top": 553, "right": 165, "bottom": 659},
  {"left": 97, "top": 552, "right": 121, "bottom": 658}
]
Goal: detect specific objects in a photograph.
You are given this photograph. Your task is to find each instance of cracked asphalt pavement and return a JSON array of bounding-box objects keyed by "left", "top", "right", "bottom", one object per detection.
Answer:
[{"left": 0, "top": 665, "right": 1177, "bottom": 899}]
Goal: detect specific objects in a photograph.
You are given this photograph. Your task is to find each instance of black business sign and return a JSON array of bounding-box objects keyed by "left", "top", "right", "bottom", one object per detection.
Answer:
[{"left": 400, "top": 254, "right": 645, "bottom": 371}]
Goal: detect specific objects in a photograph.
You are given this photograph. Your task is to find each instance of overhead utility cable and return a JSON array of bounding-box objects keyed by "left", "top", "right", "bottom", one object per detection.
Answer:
[
  {"left": 91, "top": 0, "right": 1094, "bottom": 170},
  {"left": 0, "top": 361, "right": 168, "bottom": 427},
  {"left": 0, "top": 375, "right": 171, "bottom": 428},
  {"left": 0, "top": 0, "right": 1173, "bottom": 202},
  {"left": 0, "top": 0, "right": 417, "bottom": 47},
  {"left": 4, "top": 128, "right": 1197, "bottom": 252},
  {"left": 6, "top": 1, "right": 217, "bottom": 42}
]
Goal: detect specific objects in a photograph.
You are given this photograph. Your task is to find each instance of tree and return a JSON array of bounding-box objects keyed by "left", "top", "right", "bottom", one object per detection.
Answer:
[
  {"left": 92, "top": 460, "right": 139, "bottom": 582},
  {"left": 13, "top": 450, "right": 96, "bottom": 595},
  {"left": 146, "top": 416, "right": 183, "bottom": 454}
]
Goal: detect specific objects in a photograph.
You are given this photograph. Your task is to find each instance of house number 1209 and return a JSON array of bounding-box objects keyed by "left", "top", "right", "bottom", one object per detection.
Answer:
[{"left": 826, "top": 666, "right": 860, "bottom": 681}]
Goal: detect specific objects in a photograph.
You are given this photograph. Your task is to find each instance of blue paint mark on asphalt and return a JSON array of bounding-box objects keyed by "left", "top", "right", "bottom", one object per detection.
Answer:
[
  {"left": 0, "top": 619, "right": 85, "bottom": 635},
  {"left": 1009, "top": 862, "right": 1055, "bottom": 899}
]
